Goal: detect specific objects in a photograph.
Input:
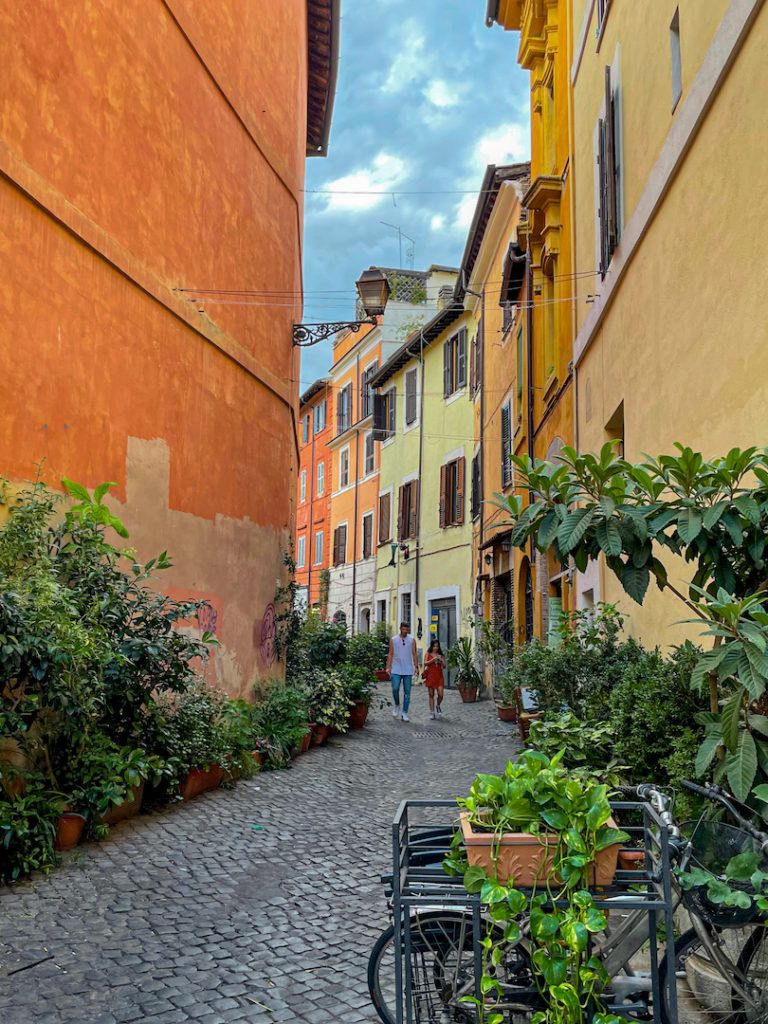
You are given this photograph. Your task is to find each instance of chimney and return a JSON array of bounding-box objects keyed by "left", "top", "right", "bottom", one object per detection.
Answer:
[{"left": 437, "top": 285, "right": 454, "bottom": 310}]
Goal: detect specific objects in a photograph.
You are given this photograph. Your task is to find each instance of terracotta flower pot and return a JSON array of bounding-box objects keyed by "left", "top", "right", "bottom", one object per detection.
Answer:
[
  {"left": 179, "top": 765, "right": 224, "bottom": 801},
  {"left": 55, "top": 812, "right": 86, "bottom": 851},
  {"left": 618, "top": 849, "right": 645, "bottom": 871},
  {"left": 496, "top": 704, "right": 519, "bottom": 723},
  {"left": 348, "top": 702, "right": 369, "bottom": 730},
  {"left": 460, "top": 812, "right": 621, "bottom": 887},
  {"left": 101, "top": 782, "right": 145, "bottom": 826},
  {"left": 300, "top": 729, "right": 312, "bottom": 754},
  {"left": 518, "top": 710, "right": 542, "bottom": 741},
  {"left": 458, "top": 686, "right": 478, "bottom": 703},
  {"left": 311, "top": 724, "right": 331, "bottom": 747},
  {"left": 251, "top": 746, "right": 266, "bottom": 767}
]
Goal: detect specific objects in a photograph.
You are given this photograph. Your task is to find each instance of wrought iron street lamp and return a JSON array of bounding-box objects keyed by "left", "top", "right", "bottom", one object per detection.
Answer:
[{"left": 292, "top": 267, "right": 390, "bottom": 347}]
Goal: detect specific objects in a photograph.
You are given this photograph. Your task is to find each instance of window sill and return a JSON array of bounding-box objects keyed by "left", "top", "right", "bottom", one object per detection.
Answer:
[
  {"left": 382, "top": 435, "right": 396, "bottom": 449},
  {"left": 543, "top": 374, "right": 559, "bottom": 403},
  {"left": 403, "top": 419, "right": 420, "bottom": 434},
  {"left": 445, "top": 387, "right": 468, "bottom": 407}
]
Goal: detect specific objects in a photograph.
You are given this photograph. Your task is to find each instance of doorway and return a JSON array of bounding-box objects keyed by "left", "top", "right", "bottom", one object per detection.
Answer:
[
  {"left": 358, "top": 605, "right": 371, "bottom": 634},
  {"left": 430, "top": 597, "right": 458, "bottom": 688}
]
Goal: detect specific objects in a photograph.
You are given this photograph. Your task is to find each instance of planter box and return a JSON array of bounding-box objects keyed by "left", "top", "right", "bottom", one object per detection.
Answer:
[
  {"left": 460, "top": 812, "right": 621, "bottom": 887},
  {"left": 496, "top": 704, "right": 519, "bottom": 723},
  {"left": 618, "top": 849, "right": 645, "bottom": 871},
  {"left": 179, "top": 766, "right": 224, "bottom": 801},
  {"left": 55, "top": 812, "right": 86, "bottom": 851},
  {"left": 311, "top": 724, "right": 331, "bottom": 747},
  {"left": 348, "top": 702, "right": 369, "bottom": 730},
  {"left": 101, "top": 782, "right": 145, "bottom": 826}
]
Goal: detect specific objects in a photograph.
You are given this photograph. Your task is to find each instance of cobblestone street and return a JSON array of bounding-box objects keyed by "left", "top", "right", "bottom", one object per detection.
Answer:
[{"left": 0, "top": 688, "right": 519, "bottom": 1023}]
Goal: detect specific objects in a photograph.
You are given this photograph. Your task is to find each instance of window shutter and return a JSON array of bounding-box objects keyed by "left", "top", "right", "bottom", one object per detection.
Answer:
[
  {"left": 339, "top": 524, "right": 347, "bottom": 564},
  {"left": 501, "top": 404, "right": 512, "bottom": 487},
  {"left": 397, "top": 485, "right": 405, "bottom": 542},
  {"left": 408, "top": 482, "right": 419, "bottom": 539},
  {"left": 388, "top": 388, "right": 396, "bottom": 436},
  {"left": 439, "top": 465, "right": 447, "bottom": 528},
  {"left": 469, "top": 335, "right": 476, "bottom": 394},
  {"left": 477, "top": 318, "right": 483, "bottom": 390},
  {"left": 456, "top": 458, "right": 466, "bottom": 524},
  {"left": 604, "top": 66, "right": 617, "bottom": 256},
  {"left": 332, "top": 527, "right": 339, "bottom": 566},
  {"left": 457, "top": 330, "right": 467, "bottom": 389},
  {"left": 443, "top": 340, "right": 451, "bottom": 397},
  {"left": 372, "top": 393, "right": 387, "bottom": 440},
  {"left": 405, "top": 369, "right": 417, "bottom": 425},
  {"left": 378, "top": 493, "right": 390, "bottom": 543}
]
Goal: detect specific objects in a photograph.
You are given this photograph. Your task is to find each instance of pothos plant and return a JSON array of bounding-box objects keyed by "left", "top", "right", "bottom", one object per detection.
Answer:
[
  {"left": 495, "top": 444, "right": 768, "bottom": 808},
  {"left": 445, "top": 751, "right": 628, "bottom": 1024}
]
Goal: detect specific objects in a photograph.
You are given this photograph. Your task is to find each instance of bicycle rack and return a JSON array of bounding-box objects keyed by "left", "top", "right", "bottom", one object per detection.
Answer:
[{"left": 391, "top": 797, "right": 679, "bottom": 1024}]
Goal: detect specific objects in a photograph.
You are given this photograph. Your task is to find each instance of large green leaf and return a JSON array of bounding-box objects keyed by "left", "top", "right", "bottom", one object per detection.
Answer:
[
  {"left": 620, "top": 563, "right": 650, "bottom": 604},
  {"left": 538, "top": 510, "right": 560, "bottom": 549},
  {"left": 595, "top": 518, "right": 622, "bottom": 557},
  {"left": 695, "top": 731, "right": 723, "bottom": 775},
  {"left": 678, "top": 507, "right": 703, "bottom": 544},
  {"left": 726, "top": 731, "right": 757, "bottom": 802},
  {"left": 721, "top": 689, "right": 744, "bottom": 753},
  {"left": 61, "top": 477, "right": 91, "bottom": 502},
  {"left": 703, "top": 501, "right": 728, "bottom": 530},
  {"left": 557, "top": 508, "right": 595, "bottom": 554}
]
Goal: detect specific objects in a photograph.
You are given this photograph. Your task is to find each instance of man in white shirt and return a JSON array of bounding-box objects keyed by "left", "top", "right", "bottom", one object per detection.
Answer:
[{"left": 386, "top": 621, "right": 419, "bottom": 723}]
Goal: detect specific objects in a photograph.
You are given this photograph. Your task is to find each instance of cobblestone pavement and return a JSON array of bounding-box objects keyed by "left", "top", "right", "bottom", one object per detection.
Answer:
[{"left": 0, "top": 687, "right": 519, "bottom": 1024}]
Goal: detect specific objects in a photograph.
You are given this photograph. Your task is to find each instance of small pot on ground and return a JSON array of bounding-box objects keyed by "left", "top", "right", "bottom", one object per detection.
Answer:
[
  {"left": 457, "top": 684, "right": 479, "bottom": 704},
  {"left": 311, "top": 724, "right": 331, "bottom": 747},
  {"left": 496, "top": 704, "right": 519, "bottom": 723},
  {"left": 348, "top": 702, "right": 369, "bottom": 730},
  {"left": 518, "top": 710, "right": 542, "bottom": 741},
  {"left": 251, "top": 749, "right": 264, "bottom": 767},
  {"left": 179, "top": 765, "right": 224, "bottom": 801},
  {"left": 100, "top": 782, "right": 145, "bottom": 827},
  {"left": 300, "top": 729, "right": 312, "bottom": 754},
  {"left": 55, "top": 812, "right": 86, "bottom": 851}
]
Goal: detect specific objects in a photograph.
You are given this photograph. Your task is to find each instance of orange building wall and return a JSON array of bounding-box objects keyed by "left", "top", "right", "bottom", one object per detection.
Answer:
[
  {"left": 0, "top": 0, "right": 309, "bottom": 697},
  {"left": 296, "top": 386, "right": 332, "bottom": 609}
]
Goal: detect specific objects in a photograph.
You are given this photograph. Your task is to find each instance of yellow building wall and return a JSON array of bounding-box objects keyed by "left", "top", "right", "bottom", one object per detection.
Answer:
[{"left": 572, "top": 1, "right": 768, "bottom": 645}]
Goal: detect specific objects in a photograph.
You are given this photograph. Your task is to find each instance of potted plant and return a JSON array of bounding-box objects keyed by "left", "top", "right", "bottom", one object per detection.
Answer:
[
  {"left": 250, "top": 684, "right": 310, "bottom": 768},
  {"left": 339, "top": 664, "right": 374, "bottom": 729},
  {"left": 494, "top": 666, "right": 520, "bottom": 722},
  {"left": 305, "top": 670, "right": 353, "bottom": 744},
  {"left": 63, "top": 739, "right": 164, "bottom": 828},
  {"left": 445, "top": 751, "right": 628, "bottom": 1024},
  {"left": 446, "top": 637, "right": 482, "bottom": 703},
  {"left": 0, "top": 777, "right": 60, "bottom": 881}
]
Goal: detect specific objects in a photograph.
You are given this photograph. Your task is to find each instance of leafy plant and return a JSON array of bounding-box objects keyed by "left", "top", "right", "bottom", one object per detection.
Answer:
[
  {"left": 304, "top": 670, "right": 353, "bottom": 732},
  {"left": 527, "top": 712, "right": 625, "bottom": 784},
  {"left": 251, "top": 683, "right": 310, "bottom": 767},
  {"left": 447, "top": 636, "right": 482, "bottom": 690},
  {"left": 0, "top": 777, "right": 61, "bottom": 882},
  {"left": 445, "top": 751, "right": 628, "bottom": 1024},
  {"left": 63, "top": 738, "right": 164, "bottom": 821},
  {"left": 346, "top": 624, "right": 389, "bottom": 679}
]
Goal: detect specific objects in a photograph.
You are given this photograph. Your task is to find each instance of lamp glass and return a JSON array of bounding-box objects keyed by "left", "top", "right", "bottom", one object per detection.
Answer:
[{"left": 355, "top": 269, "right": 390, "bottom": 318}]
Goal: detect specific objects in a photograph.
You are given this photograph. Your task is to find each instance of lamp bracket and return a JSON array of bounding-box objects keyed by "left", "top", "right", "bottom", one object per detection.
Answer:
[{"left": 292, "top": 316, "right": 377, "bottom": 347}]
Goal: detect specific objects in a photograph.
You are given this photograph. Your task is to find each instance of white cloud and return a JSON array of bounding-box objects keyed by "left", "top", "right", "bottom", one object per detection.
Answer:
[
  {"left": 454, "top": 194, "right": 479, "bottom": 232},
  {"left": 423, "top": 79, "right": 459, "bottom": 109},
  {"left": 317, "top": 152, "right": 411, "bottom": 212},
  {"left": 430, "top": 213, "right": 446, "bottom": 232},
  {"left": 450, "top": 121, "right": 530, "bottom": 231},
  {"left": 383, "top": 20, "right": 431, "bottom": 93}
]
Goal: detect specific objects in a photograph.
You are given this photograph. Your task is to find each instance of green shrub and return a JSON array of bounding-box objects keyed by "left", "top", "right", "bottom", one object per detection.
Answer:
[
  {"left": 527, "top": 711, "right": 623, "bottom": 781},
  {"left": 304, "top": 670, "right": 353, "bottom": 732},
  {"left": 251, "top": 683, "right": 309, "bottom": 767},
  {"left": 0, "top": 778, "right": 61, "bottom": 882},
  {"left": 346, "top": 624, "right": 388, "bottom": 680}
]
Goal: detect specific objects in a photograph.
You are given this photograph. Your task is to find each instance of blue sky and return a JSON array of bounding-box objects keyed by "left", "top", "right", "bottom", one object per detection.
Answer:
[{"left": 300, "top": 0, "right": 530, "bottom": 384}]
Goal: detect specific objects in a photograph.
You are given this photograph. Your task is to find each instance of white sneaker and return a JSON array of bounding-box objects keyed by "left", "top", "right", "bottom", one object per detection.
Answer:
[
  {"left": 402, "top": 713, "right": 410, "bottom": 723},
  {"left": 392, "top": 706, "right": 401, "bottom": 719},
  {"left": 436, "top": 705, "right": 443, "bottom": 717},
  {"left": 430, "top": 710, "right": 436, "bottom": 720}
]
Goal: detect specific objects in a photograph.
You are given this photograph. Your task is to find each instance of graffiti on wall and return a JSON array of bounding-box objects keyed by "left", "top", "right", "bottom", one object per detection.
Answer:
[{"left": 255, "top": 602, "right": 276, "bottom": 667}]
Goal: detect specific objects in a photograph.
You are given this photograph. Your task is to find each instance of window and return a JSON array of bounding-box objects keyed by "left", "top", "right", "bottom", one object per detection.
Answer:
[
  {"left": 597, "top": 65, "right": 620, "bottom": 276},
  {"left": 364, "top": 432, "right": 375, "bottom": 475},
  {"left": 374, "top": 386, "right": 396, "bottom": 439},
  {"left": 337, "top": 383, "right": 353, "bottom": 434},
  {"left": 401, "top": 591, "right": 413, "bottom": 629},
  {"left": 333, "top": 524, "right": 347, "bottom": 566},
  {"left": 471, "top": 453, "right": 481, "bottom": 521},
  {"left": 301, "top": 415, "right": 310, "bottom": 445},
  {"left": 605, "top": 400, "right": 625, "bottom": 457},
  {"left": 362, "top": 511, "right": 374, "bottom": 559},
  {"left": 670, "top": 8, "right": 682, "bottom": 112},
  {"left": 443, "top": 329, "right": 467, "bottom": 397},
  {"left": 313, "top": 399, "right": 326, "bottom": 435},
  {"left": 377, "top": 599, "right": 387, "bottom": 624},
  {"left": 317, "top": 461, "right": 325, "bottom": 496},
  {"left": 397, "top": 481, "right": 419, "bottom": 541},
  {"left": 339, "top": 447, "right": 350, "bottom": 489},
  {"left": 296, "top": 534, "right": 306, "bottom": 568},
  {"left": 299, "top": 469, "right": 307, "bottom": 504},
  {"left": 515, "top": 326, "right": 524, "bottom": 426},
  {"left": 314, "top": 530, "right": 324, "bottom": 565},
  {"left": 378, "top": 491, "right": 392, "bottom": 544},
  {"left": 405, "top": 367, "right": 418, "bottom": 426},
  {"left": 361, "top": 361, "right": 379, "bottom": 418},
  {"left": 501, "top": 402, "right": 513, "bottom": 488},
  {"left": 439, "top": 457, "right": 466, "bottom": 528}
]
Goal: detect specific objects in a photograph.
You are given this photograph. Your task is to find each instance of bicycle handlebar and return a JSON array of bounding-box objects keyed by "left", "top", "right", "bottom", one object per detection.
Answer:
[{"left": 681, "top": 779, "right": 768, "bottom": 849}]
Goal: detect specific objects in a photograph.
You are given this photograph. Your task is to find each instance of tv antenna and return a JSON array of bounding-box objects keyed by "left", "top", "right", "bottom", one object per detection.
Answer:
[{"left": 380, "top": 221, "right": 415, "bottom": 269}]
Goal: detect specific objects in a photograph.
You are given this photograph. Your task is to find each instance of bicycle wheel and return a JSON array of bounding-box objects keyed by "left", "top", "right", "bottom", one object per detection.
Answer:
[
  {"left": 659, "top": 925, "right": 768, "bottom": 1024},
  {"left": 368, "top": 910, "right": 537, "bottom": 1024}
]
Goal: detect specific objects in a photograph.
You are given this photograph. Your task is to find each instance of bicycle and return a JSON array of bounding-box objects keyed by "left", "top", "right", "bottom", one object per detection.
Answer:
[{"left": 367, "top": 782, "right": 768, "bottom": 1024}]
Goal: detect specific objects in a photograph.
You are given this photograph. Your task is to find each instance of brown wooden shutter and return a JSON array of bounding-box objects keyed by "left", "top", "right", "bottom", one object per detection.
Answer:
[
  {"left": 332, "top": 527, "right": 340, "bottom": 566},
  {"left": 604, "top": 65, "right": 617, "bottom": 256},
  {"left": 339, "top": 524, "right": 347, "bottom": 564},
  {"left": 439, "top": 465, "right": 447, "bottom": 529},
  {"left": 443, "top": 340, "right": 452, "bottom": 397},
  {"left": 378, "top": 492, "right": 390, "bottom": 543},
  {"left": 408, "top": 481, "right": 419, "bottom": 539},
  {"left": 397, "top": 485, "right": 405, "bottom": 542},
  {"left": 457, "top": 330, "right": 467, "bottom": 389},
  {"left": 456, "top": 458, "right": 466, "bottom": 525}
]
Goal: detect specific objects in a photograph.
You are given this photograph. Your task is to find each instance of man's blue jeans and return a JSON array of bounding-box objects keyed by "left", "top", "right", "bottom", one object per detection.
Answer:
[{"left": 391, "top": 673, "right": 413, "bottom": 713}]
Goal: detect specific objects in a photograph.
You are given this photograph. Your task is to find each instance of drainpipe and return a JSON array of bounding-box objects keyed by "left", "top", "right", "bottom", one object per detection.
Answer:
[
  {"left": 478, "top": 291, "right": 486, "bottom": 583},
  {"left": 307, "top": 404, "right": 316, "bottom": 609},
  {"left": 415, "top": 331, "right": 425, "bottom": 615},
  {"left": 526, "top": 248, "right": 535, "bottom": 568},
  {"left": 351, "top": 353, "right": 361, "bottom": 635}
]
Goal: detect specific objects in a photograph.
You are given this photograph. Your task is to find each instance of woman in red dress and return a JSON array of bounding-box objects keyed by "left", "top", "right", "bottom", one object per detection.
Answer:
[{"left": 423, "top": 638, "right": 446, "bottom": 719}]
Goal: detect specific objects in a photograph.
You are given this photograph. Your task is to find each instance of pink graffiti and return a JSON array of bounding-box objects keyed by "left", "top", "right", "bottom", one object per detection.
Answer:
[
  {"left": 197, "top": 604, "right": 219, "bottom": 635},
  {"left": 257, "top": 603, "right": 277, "bottom": 667}
]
